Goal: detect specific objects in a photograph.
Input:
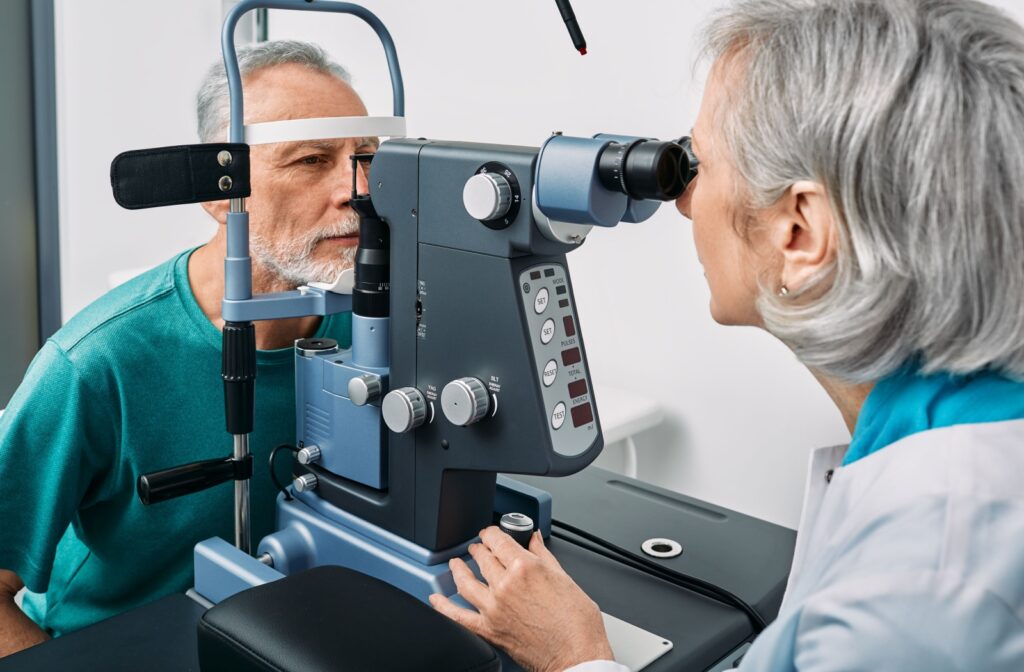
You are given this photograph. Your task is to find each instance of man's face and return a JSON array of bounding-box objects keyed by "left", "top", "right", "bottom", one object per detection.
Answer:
[{"left": 242, "top": 63, "right": 377, "bottom": 286}]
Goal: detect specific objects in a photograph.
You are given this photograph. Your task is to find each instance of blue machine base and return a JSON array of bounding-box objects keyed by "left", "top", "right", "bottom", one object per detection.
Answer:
[{"left": 193, "top": 475, "right": 552, "bottom": 606}]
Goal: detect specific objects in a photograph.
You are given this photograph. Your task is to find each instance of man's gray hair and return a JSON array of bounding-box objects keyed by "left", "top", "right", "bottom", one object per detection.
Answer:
[
  {"left": 196, "top": 40, "right": 351, "bottom": 143},
  {"left": 703, "top": 0, "right": 1024, "bottom": 382}
]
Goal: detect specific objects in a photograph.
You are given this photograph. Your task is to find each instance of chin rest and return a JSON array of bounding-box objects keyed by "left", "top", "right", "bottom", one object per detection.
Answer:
[{"left": 197, "top": 565, "right": 500, "bottom": 672}]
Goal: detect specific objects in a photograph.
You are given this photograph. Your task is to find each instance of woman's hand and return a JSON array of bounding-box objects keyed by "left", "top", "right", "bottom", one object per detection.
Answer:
[{"left": 429, "top": 526, "right": 615, "bottom": 672}]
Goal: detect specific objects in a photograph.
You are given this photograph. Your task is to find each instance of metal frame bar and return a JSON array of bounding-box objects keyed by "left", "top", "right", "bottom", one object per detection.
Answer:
[{"left": 31, "top": 0, "right": 62, "bottom": 341}]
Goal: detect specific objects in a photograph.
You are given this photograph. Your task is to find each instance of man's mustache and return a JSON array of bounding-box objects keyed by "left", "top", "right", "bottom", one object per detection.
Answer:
[{"left": 312, "top": 215, "right": 360, "bottom": 244}]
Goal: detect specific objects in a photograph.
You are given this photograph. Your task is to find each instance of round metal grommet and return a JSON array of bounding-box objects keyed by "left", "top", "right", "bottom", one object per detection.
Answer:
[
  {"left": 295, "top": 337, "right": 339, "bottom": 357},
  {"left": 217, "top": 150, "right": 233, "bottom": 167},
  {"left": 641, "top": 537, "right": 683, "bottom": 559},
  {"left": 218, "top": 175, "right": 233, "bottom": 192}
]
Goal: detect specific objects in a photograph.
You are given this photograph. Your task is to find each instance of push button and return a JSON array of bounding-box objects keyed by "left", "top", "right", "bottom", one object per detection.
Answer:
[
  {"left": 534, "top": 288, "right": 550, "bottom": 314},
  {"left": 540, "top": 318, "right": 555, "bottom": 344},
  {"left": 543, "top": 359, "right": 558, "bottom": 386},
  {"left": 551, "top": 402, "right": 566, "bottom": 429}
]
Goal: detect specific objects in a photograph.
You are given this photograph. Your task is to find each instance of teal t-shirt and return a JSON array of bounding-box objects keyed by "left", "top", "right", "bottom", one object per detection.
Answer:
[{"left": 0, "top": 248, "right": 351, "bottom": 636}]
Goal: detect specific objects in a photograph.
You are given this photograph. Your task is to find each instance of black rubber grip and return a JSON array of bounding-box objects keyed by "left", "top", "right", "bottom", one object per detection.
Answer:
[
  {"left": 222, "top": 321, "right": 256, "bottom": 435},
  {"left": 137, "top": 455, "right": 253, "bottom": 505}
]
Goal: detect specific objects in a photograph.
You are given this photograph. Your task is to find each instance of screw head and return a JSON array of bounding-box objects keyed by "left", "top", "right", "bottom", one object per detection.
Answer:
[
  {"left": 218, "top": 175, "right": 233, "bottom": 192},
  {"left": 217, "top": 150, "right": 233, "bottom": 167}
]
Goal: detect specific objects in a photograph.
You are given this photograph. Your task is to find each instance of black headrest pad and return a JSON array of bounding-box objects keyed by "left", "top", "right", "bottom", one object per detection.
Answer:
[{"left": 197, "top": 565, "right": 500, "bottom": 672}]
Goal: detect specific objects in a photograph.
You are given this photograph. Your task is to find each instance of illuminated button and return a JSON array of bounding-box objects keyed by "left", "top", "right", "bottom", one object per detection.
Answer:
[
  {"left": 558, "top": 299, "right": 570, "bottom": 309},
  {"left": 563, "top": 315, "right": 576, "bottom": 337},
  {"left": 561, "top": 347, "right": 581, "bottom": 366},
  {"left": 542, "top": 359, "right": 558, "bottom": 386},
  {"left": 534, "top": 288, "right": 550, "bottom": 314},
  {"left": 540, "top": 318, "right": 556, "bottom": 344},
  {"left": 571, "top": 403, "right": 594, "bottom": 427},
  {"left": 568, "top": 379, "right": 588, "bottom": 399},
  {"left": 530, "top": 270, "right": 541, "bottom": 280},
  {"left": 551, "top": 402, "right": 567, "bottom": 430}
]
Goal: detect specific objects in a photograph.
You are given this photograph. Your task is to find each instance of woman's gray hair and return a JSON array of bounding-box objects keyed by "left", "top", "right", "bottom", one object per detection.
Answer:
[
  {"left": 703, "top": 0, "right": 1024, "bottom": 382},
  {"left": 196, "top": 40, "right": 351, "bottom": 143}
]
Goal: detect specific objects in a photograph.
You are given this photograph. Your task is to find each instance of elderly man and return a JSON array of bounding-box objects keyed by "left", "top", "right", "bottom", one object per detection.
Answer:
[{"left": 0, "top": 40, "right": 375, "bottom": 656}]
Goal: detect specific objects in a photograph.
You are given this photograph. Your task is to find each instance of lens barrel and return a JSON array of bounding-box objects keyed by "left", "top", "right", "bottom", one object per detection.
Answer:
[
  {"left": 352, "top": 195, "right": 390, "bottom": 318},
  {"left": 597, "top": 138, "right": 694, "bottom": 201}
]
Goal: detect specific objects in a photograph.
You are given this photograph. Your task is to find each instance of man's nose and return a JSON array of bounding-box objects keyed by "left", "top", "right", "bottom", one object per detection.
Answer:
[{"left": 675, "top": 179, "right": 695, "bottom": 220}]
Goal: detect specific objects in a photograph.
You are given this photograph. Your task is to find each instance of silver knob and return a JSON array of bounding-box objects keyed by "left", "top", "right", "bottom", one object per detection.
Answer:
[
  {"left": 348, "top": 374, "right": 383, "bottom": 406},
  {"left": 293, "top": 473, "right": 318, "bottom": 492},
  {"left": 441, "top": 377, "right": 491, "bottom": 427},
  {"left": 382, "top": 387, "right": 428, "bottom": 434},
  {"left": 296, "top": 444, "right": 321, "bottom": 465},
  {"left": 463, "top": 172, "right": 512, "bottom": 221}
]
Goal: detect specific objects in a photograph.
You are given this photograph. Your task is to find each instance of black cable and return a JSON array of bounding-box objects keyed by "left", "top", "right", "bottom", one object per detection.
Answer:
[
  {"left": 551, "top": 519, "right": 768, "bottom": 633},
  {"left": 269, "top": 444, "right": 300, "bottom": 501}
]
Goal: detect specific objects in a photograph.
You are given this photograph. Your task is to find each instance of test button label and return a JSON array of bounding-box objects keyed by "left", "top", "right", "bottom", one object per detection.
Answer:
[{"left": 551, "top": 402, "right": 567, "bottom": 430}]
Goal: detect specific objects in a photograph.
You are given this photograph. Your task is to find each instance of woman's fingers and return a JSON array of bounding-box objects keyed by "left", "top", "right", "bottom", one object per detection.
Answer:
[
  {"left": 429, "top": 593, "right": 486, "bottom": 635},
  {"left": 468, "top": 543, "right": 505, "bottom": 584},
  {"left": 479, "top": 525, "right": 525, "bottom": 568},
  {"left": 449, "top": 557, "right": 491, "bottom": 610},
  {"left": 529, "top": 530, "right": 559, "bottom": 565}
]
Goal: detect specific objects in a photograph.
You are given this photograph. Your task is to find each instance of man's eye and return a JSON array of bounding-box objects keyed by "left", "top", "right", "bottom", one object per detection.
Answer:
[{"left": 298, "top": 155, "right": 326, "bottom": 166}]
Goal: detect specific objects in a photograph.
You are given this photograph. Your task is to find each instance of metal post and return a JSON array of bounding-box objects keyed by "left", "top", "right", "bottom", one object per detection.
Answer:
[{"left": 233, "top": 434, "right": 251, "bottom": 553}]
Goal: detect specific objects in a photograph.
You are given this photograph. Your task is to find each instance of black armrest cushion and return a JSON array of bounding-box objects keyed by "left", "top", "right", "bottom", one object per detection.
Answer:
[{"left": 197, "top": 565, "right": 500, "bottom": 672}]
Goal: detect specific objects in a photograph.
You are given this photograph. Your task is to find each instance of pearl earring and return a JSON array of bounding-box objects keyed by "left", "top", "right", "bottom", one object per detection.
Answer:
[{"left": 779, "top": 285, "right": 789, "bottom": 296}]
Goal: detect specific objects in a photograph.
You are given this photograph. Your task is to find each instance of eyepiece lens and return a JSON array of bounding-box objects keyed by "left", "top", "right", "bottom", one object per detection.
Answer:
[{"left": 596, "top": 138, "right": 690, "bottom": 201}]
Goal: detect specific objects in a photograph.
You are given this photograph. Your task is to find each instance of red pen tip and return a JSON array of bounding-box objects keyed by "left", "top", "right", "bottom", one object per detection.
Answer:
[{"left": 579, "top": 47, "right": 587, "bottom": 55}]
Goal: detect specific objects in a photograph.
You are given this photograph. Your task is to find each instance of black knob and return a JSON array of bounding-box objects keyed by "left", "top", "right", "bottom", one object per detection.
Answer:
[{"left": 499, "top": 512, "right": 535, "bottom": 548}]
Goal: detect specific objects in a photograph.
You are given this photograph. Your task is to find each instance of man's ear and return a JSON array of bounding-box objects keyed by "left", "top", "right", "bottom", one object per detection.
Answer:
[
  {"left": 201, "top": 199, "right": 229, "bottom": 226},
  {"left": 766, "top": 180, "right": 837, "bottom": 291}
]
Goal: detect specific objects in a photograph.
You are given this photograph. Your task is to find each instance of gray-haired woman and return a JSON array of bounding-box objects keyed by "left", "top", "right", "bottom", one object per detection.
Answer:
[{"left": 431, "top": 0, "right": 1024, "bottom": 669}]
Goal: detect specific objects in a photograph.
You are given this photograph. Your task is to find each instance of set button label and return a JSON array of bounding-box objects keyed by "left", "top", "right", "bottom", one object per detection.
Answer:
[
  {"left": 540, "top": 318, "right": 555, "bottom": 344},
  {"left": 533, "top": 288, "right": 549, "bottom": 314}
]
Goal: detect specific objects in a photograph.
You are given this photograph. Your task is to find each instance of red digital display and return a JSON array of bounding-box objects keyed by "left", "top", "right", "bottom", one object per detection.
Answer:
[
  {"left": 561, "top": 347, "right": 581, "bottom": 366},
  {"left": 568, "top": 379, "right": 588, "bottom": 399},
  {"left": 571, "top": 403, "right": 594, "bottom": 427},
  {"left": 563, "top": 315, "right": 577, "bottom": 337}
]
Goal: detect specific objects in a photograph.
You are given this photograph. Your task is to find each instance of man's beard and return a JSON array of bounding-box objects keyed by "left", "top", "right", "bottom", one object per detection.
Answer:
[{"left": 249, "top": 214, "right": 359, "bottom": 287}]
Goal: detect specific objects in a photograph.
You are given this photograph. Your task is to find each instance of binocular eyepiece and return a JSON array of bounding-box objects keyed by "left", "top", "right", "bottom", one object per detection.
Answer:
[{"left": 597, "top": 136, "right": 698, "bottom": 201}]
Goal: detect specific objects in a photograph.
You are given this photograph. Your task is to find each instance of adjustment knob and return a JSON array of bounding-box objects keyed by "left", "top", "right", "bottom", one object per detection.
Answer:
[
  {"left": 296, "top": 444, "right": 321, "bottom": 465},
  {"left": 382, "top": 387, "right": 428, "bottom": 434},
  {"left": 463, "top": 172, "right": 512, "bottom": 221},
  {"left": 441, "top": 377, "right": 491, "bottom": 427},
  {"left": 293, "top": 473, "right": 318, "bottom": 493},
  {"left": 348, "top": 374, "right": 383, "bottom": 406},
  {"left": 499, "top": 512, "right": 535, "bottom": 548}
]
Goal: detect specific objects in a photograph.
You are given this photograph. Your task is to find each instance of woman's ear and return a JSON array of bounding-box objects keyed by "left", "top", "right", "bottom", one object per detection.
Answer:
[
  {"left": 766, "top": 180, "right": 837, "bottom": 291},
  {"left": 201, "top": 199, "right": 229, "bottom": 226}
]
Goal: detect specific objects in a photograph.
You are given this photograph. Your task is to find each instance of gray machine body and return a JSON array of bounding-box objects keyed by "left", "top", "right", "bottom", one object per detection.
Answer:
[{"left": 299, "top": 139, "right": 606, "bottom": 551}]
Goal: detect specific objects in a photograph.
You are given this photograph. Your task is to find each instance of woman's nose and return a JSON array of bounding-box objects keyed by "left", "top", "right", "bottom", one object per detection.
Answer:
[{"left": 676, "top": 179, "right": 695, "bottom": 219}]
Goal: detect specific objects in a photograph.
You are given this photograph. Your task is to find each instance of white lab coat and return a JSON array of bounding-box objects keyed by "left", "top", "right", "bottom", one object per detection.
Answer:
[{"left": 569, "top": 420, "right": 1024, "bottom": 671}]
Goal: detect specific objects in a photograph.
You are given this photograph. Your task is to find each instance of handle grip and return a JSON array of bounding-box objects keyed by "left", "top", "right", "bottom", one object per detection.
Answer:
[{"left": 137, "top": 455, "right": 253, "bottom": 505}]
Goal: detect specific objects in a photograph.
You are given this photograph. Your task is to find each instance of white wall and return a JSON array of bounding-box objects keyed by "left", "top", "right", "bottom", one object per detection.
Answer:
[{"left": 54, "top": 0, "right": 1024, "bottom": 528}]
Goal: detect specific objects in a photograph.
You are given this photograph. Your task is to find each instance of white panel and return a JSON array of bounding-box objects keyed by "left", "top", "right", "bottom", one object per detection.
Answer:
[{"left": 55, "top": 0, "right": 224, "bottom": 323}]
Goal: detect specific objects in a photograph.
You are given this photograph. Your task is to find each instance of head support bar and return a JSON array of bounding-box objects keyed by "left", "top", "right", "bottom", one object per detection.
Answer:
[{"left": 221, "top": 0, "right": 406, "bottom": 145}]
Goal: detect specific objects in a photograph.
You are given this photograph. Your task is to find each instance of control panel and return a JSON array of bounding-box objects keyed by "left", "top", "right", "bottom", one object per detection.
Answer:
[{"left": 519, "top": 264, "right": 599, "bottom": 457}]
